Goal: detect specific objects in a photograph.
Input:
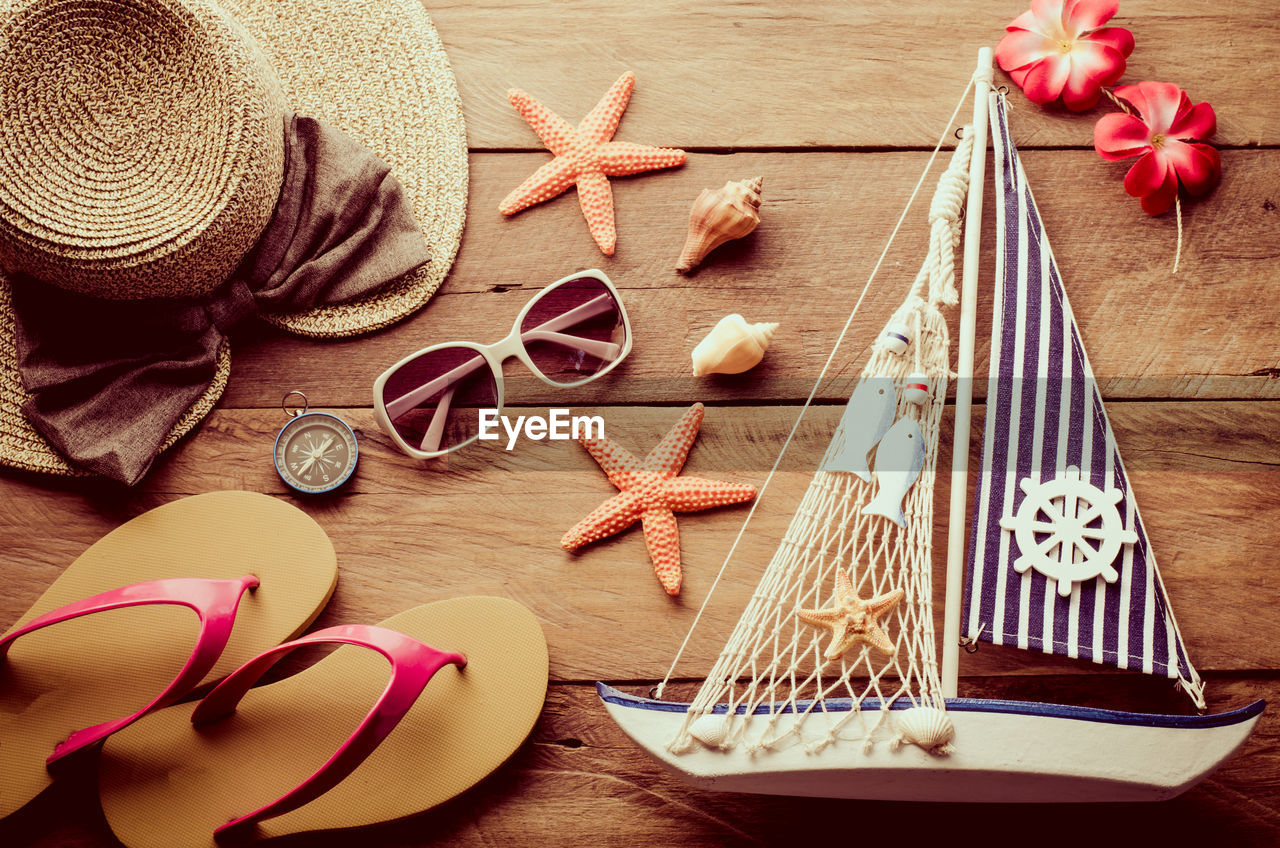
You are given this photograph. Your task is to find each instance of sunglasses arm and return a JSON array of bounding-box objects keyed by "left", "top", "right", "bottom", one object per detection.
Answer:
[
  {"left": 419, "top": 386, "right": 456, "bottom": 452},
  {"left": 518, "top": 330, "right": 620, "bottom": 361},
  {"left": 534, "top": 293, "right": 616, "bottom": 336}
]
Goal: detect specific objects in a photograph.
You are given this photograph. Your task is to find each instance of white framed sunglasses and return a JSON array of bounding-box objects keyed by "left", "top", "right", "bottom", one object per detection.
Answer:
[{"left": 373, "top": 269, "right": 633, "bottom": 458}]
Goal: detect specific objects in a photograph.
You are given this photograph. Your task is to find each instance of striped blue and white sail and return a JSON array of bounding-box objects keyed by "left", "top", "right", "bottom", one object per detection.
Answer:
[{"left": 963, "top": 94, "right": 1203, "bottom": 703}]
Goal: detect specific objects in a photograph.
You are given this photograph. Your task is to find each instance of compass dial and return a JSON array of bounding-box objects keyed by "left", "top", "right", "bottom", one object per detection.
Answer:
[{"left": 274, "top": 413, "right": 358, "bottom": 494}]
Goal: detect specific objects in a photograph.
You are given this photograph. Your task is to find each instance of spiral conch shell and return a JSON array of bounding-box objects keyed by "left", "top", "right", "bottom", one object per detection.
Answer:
[
  {"left": 691, "top": 314, "right": 778, "bottom": 377},
  {"left": 890, "top": 706, "right": 956, "bottom": 756},
  {"left": 675, "top": 176, "right": 763, "bottom": 273}
]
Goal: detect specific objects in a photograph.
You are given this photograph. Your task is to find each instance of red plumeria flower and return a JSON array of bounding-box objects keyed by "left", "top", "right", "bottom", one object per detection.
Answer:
[
  {"left": 1094, "top": 81, "right": 1219, "bottom": 215},
  {"left": 996, "top": 0, "right": 1134, "bottom": 111}
]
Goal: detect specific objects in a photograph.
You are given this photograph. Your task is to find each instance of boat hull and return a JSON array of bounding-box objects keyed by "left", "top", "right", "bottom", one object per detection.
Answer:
[{"left": 598, "top": 683, "right": 1264, "bottom": 803}]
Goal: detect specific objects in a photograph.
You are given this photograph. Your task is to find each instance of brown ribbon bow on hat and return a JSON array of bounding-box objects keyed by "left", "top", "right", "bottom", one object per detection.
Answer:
[{"left": 10, "top": 116, "right": 430, "bottom": 485}]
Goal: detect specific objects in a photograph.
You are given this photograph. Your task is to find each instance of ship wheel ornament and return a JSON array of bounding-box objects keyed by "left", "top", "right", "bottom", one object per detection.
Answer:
[{"left": 999, "top": 466, "right": 1137, "bottom": 596}]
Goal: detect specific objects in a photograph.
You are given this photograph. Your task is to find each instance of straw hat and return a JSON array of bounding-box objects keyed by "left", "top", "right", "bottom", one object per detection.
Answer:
[{"left": 0, "top": 0, "right": 468, "bottom": 476}]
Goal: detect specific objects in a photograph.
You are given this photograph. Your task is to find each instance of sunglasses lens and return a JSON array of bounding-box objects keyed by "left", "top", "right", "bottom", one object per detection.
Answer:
[
  {"left": 519, "top": 276, "right": 627, "bottom": 385},
  {"left": 380, "top": 346, "right": 498, "bottom": 454}
]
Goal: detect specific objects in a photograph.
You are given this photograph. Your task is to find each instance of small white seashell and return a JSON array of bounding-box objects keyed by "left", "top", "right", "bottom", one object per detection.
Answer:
[
  {"left": 881, "top": 321, "right": 913, "bottom": 355},
  {"left": 690, "top": 313, "right": 779, "bottom": 377},
  {"left": 891, "top": 706, "right": 955, "bottom": 756},
  {"left": 902, "top": 372, "right": 930, "bottom": 405},
  {"left": 689, "top": 713, "right": 731, "bottom": 748}
]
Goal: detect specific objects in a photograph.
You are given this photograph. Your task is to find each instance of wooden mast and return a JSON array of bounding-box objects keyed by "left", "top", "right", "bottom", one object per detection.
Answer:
[{"left": 941, "top": 47, "right": 993, "bottom": 699}]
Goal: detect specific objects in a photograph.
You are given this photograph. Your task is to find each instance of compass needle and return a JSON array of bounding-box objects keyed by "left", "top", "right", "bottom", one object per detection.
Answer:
[{"left": 274, "top": 399, "right": 358, "bottom": 494}]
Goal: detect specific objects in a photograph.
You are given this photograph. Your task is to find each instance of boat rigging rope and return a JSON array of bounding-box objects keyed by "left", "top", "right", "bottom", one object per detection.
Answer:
[{"left": 655, "top": 72, "right": 980, "bottom": 699}]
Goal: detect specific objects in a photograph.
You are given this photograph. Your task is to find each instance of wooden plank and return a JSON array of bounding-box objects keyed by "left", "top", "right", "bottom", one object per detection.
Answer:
[
  {"left": 3, "top": 402, "right": 1276, "bottom": 679},
  {"left": 5, "top": 677, "right": 1276, "bottom": 847},
  {"left": 225, "top": 149, "right": 1280, "bottom": 409},
  {"left": 427, "top": 0, "right": 1280, "bottom": 149},
  {"left": 7, "top": 2, "right": 1279, "bottom": 842}
]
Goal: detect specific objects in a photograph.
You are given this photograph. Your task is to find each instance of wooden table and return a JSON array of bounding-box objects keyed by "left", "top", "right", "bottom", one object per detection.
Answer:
[{"left": 4, "top": 1, "right": 1279, "bottom": 845}]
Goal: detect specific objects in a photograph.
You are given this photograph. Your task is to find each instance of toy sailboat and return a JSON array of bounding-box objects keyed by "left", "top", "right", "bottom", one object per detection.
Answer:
[{"left": 598, "top": 49, "right": 1263, "bottom": 803}]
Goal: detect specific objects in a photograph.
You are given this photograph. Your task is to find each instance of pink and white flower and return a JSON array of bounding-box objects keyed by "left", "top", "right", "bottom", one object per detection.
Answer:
[
  {"left": 1094, "top": 81, "right": 1219, "bottom": 215},
  {"left": 996, "top": 0, "right": 1135, "bottom": 111}
]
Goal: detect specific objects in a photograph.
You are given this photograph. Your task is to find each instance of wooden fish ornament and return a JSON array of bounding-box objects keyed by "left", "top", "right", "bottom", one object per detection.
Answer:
[
  {"left": 865, "top": 417, "right": 925, "bottom": 527},
  {"left": 819, "top": 378, "right": 896, "bottom": 481}
]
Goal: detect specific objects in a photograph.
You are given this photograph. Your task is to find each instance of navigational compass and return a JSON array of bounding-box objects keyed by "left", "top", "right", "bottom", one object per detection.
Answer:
[{"left": 273, "top": 391, "right": 358, "bottom": 494}]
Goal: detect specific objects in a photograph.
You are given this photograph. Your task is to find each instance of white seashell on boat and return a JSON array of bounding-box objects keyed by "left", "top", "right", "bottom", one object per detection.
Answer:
[
  {"left": 881, "top": 321, "right": 913, "bottom": 355},
  {"left": 891, "top": 706, "right": 955, "bottom": 756},
  {"left": 689, "top": 714, "right": 731, "bottom": 748},
  {"left": 902, "top": 372, "right": 930, "bottom": 405},
  {"left": 690, "top": 313, "right": 779, "bottom": 377}
]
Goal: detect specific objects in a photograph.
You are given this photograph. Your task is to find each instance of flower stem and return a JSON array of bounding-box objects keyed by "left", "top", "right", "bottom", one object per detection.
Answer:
[
  {"left": 1173, "top": 196, "right": 1183, "bottom": 275},
  {"left": 1102, "top": 88, "right": 1131, "bottom": 116}
]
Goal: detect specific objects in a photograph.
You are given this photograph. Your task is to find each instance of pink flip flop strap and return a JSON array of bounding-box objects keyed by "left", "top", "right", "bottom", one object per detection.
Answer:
[
  {"left": 0, "top": 575, "right": 259, "bottom": 765},
  {"left": 190, "top": 624, "right": 466, "bottom": 841}
]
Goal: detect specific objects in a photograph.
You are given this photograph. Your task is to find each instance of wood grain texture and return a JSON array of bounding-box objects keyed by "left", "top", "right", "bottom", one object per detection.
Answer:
[
  {"left": 3, "top": 402, "right": 1276, "bottom": 680},
  {"left": 223, "top": 148, "right": 1280, "bottom": 409},
  {"left": 429, "top": 0, "right": 1280, "bottom": 149},
  {"left": 4, "top": 0, "right": 1280, "bottom": 843},
  {"left": 3, "top": 678, "right": 1277, "bottom": 848}
]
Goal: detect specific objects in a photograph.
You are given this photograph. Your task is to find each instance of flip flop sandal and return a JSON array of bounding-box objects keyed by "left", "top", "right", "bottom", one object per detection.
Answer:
[
  {"left": 0, "top": 491, "right": 338, "bottom": 819},
  {"left": 98, "top": 597, "right": 548, "bottom": 848}
]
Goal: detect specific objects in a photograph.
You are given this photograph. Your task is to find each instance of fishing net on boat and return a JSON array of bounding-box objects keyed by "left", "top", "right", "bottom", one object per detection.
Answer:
[{"left": 666, "top": 132, "right": 973, "bottom": 756}]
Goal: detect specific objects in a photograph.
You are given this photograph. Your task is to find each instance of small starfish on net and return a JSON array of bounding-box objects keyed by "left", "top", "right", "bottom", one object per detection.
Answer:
[
  {"left": 561, "top": 403, "right": 756, "bottom": 596},
  {"left": 797, "top": 568, "right": 904, "bottom": 661},
  {"left": 499, "top": 71, "right": 687, "bottom": 255}
]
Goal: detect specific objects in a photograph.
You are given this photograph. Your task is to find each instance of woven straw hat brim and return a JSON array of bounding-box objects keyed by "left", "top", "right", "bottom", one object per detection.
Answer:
[
  {"left": 228, "top": 0, "right": 469, "bottom": 338},
  {"left": 0, "top": 0, "right": 466, "bottom": 475}
]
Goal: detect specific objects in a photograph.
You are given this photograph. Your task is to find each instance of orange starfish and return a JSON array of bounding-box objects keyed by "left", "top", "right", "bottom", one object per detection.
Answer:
[
  {"left": 561, "top": 403, "right": 756, "bottom": 596},
  {"left": 499, "top": 71, "right": 687, "bottom": 255},
  {"left": 797, "top": 569, "right": 904, "bottom": 661}
]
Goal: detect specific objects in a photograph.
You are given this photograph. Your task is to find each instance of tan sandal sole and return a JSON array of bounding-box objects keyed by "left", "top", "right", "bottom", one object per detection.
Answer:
[
  {"left": 99, "top": 597, "right": 548, "bottom": 848},
  {"left": 0, "top": 491, "right": 338, "bottom": 818}
]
